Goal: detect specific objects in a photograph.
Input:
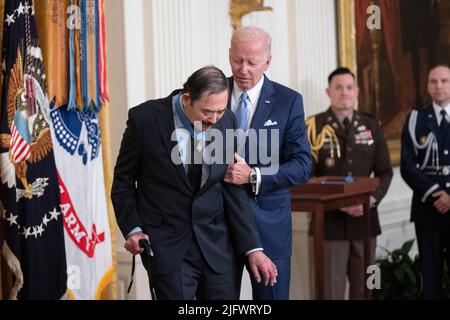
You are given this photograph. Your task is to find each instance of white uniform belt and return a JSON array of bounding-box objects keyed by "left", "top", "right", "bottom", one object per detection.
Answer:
[{"left": 423, "top": 165, "right": 450, "bottom": 176}]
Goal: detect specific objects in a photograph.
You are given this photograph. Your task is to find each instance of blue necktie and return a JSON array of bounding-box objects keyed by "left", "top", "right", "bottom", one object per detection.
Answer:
[{"left": 236, "top": 91, "right": 248, "bottom": 130}]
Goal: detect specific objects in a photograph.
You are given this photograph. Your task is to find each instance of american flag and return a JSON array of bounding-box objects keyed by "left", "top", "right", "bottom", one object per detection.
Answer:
[
  {"left": 0, "top": 0, "right": 67, "bottom": 299},
  {"left": 9, "top": 114, "right": 31, "bottom": 163}
]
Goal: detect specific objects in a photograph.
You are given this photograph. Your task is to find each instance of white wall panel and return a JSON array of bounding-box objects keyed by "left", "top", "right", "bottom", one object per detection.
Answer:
[{"left": 288, "top": 0, "right": 339, "bottom": 117}]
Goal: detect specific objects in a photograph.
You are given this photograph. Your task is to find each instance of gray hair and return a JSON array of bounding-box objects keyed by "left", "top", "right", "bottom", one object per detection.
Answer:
[{"left": 230, "top": 26, "right": 272, "bottom": 56}]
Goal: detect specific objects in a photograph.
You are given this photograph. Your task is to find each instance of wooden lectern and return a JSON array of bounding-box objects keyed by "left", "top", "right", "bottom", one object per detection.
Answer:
[{"left": 291, "top": 176, "right": 379, "bottom": 300}]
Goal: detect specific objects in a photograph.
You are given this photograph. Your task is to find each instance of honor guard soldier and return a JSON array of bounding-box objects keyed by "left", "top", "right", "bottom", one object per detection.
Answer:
[
  {"left": 400, "top": 64, "right": 450, "bottom": 300},
  {"left": 306, "top": 67, "right": 393, "bottom": 299}
]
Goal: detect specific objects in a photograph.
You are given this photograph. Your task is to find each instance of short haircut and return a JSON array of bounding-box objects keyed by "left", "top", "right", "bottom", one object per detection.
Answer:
[
  {"left": 230, "top": 26, "right": 272, "bottom": 56},
  {"left": 182, "top": 66, "right": 229, "bottom": 102},
  {"left": 429, "top": 63, "right": 450, "bottom": 74},
  {"left": 328, "top": 67, "right": 356, "bottom": 84}
]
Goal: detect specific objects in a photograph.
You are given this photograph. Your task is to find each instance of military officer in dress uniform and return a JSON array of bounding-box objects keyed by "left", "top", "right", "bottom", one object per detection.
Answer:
[
  {"left": 400, "top": 64, "right": 450, "bottom": 300},
  {"left": 306, "top": 67, "right": 393, "bottom": 299}
]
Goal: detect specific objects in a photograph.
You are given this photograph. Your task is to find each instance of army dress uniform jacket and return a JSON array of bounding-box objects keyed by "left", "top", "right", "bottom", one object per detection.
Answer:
[
  {"left": 308, "top": 108, "right": 393, "bottom": 240},
  {"left": 401, "top": 105, "right": 450, "bottom": 224}
]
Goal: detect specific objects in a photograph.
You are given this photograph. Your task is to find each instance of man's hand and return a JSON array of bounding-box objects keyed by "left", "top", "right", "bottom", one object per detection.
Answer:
[
  {"left": 224, "top": 153, "right": 252, "bottom": 185},
  {"left": 340, "top": 204, "right": 364, "bottom": 217},
  {"left": 247, "top": 251, "right": 278, "bottom": 286},
  {"left": 432, "top": 191, "right": 450, "bottom": 214},
  {"left": 124, "top": 232, "right": 150, "bottom": 255}
]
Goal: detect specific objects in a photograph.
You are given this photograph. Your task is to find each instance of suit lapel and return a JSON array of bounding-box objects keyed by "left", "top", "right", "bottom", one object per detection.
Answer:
[
  {"left": 228, "top": 75, "right": 276, "bottom": 163},
  {"left": 155, "top": 94, "right": 192, "bottom": 191},
  {"left": 424, "top": 105, "right": 441, "bottom": 142},
  {"left": 199, "top": 135, "right": 214, "bottom": 191},
  {"left": 198, "top": 167, "right": 215, "bottom": 196},
  {"left": 324, "top": 107, "right": 346, "bottom": 139},
  {"left": 196, "top": 136, "right": 219, "bottom": 197},
  {"left": 227, "top": 77, "right": 234, "bottom": 110},
  {"left": 250, "top": 75, "right": 275, "bottom": 130},
  {"left": 227, "top": 75, "right": 276, "bottom": 129}
]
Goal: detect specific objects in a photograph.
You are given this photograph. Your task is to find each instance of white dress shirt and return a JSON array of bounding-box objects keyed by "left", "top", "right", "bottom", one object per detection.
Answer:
[{"left": 433, "top": 102, "right": 450, "bottom": 125}]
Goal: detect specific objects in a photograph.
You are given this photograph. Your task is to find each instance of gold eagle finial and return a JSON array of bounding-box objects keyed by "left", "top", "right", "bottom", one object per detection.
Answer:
[{"left": 229, "top": 0, "right": 273, "bottom": 30}]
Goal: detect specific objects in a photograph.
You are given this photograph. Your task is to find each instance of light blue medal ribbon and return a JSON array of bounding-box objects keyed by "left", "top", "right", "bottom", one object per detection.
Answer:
[
  {"left": 68, "top": 0, "right": 76, "bottom": 110},
  {"left": 174, "top": 94, "right": 205, "bottom": 152}
]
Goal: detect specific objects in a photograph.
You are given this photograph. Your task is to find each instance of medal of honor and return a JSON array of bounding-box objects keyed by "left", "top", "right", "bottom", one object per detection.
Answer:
[
  {"left": 195, "top": 139, "right": 203, "bottom": 153},
  {"left": 174, "top": 94, "right": 206, "bottom": 154},
  {"left": 325, "top": 157, "right": 335, "bottom": 168}
]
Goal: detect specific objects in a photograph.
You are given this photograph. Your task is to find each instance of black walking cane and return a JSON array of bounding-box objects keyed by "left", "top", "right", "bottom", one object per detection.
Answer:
[{"left": 127, "top": 239, "right": 157, "bottom": 300}]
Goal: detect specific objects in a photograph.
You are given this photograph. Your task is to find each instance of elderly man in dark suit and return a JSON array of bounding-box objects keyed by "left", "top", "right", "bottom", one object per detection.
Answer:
[{"left": 111, "top": 66, "right": 277, "bottom": 300}]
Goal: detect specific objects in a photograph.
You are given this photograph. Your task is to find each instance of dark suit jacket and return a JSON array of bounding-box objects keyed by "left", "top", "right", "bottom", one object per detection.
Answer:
[
  {"left": 309, "top": 108, "right": 393, "bottom": 239},
  {"left": 228, "top": 76, "right": 311, "bottom": 259},
  {"left": 401, "top": 105, "right": 450, "bottom": 224},
  {"left": 111, "top": 90, "right": 262, "bottom": 275}
]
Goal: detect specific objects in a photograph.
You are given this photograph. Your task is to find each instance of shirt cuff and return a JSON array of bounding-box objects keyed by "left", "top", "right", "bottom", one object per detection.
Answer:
[
  {"left": 252, "top": 167, "right": 261, "bottom": 195},
  {"left": 370, "top": 196, "right": 377, "bottom": 208},
  {"left": 245, "top": 248, "right": 263, "bottom": 255},
  {"left": 422, "top": 184, "right": 440, "bottom": 203},
  {"left": 127, "top": 226, "right": 143, "bottom": 239}
]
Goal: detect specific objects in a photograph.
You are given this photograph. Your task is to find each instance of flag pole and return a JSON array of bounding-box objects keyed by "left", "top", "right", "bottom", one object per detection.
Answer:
[
  {"left": 0, "top": 0, "right": 4, "bottom": 300},
  {"left": 99, "top": 103, "right": 118, "bottom": 300}
]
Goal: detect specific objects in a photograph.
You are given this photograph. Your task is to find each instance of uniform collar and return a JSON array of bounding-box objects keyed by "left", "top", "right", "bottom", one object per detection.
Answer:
[
  {"left": 334, "top": 113, "right": 354, "bottom": 126},
  {"left": 325, "top": 107, "right": 356, "bottom": 127},
  {"left": 433, "top": 101, "right": 450, "bottom": 121}
]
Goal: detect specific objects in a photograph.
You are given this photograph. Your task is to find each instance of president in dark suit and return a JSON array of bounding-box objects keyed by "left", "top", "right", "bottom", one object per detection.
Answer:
[
  {"left": 224, "top": 26, "right": 311, "bottom": 300},
  {"left": 111, "top": 66, "right": 277, "bottom": 300},
  {"left": 401, "top": 64, "right": 450, "bottom": 299}
]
